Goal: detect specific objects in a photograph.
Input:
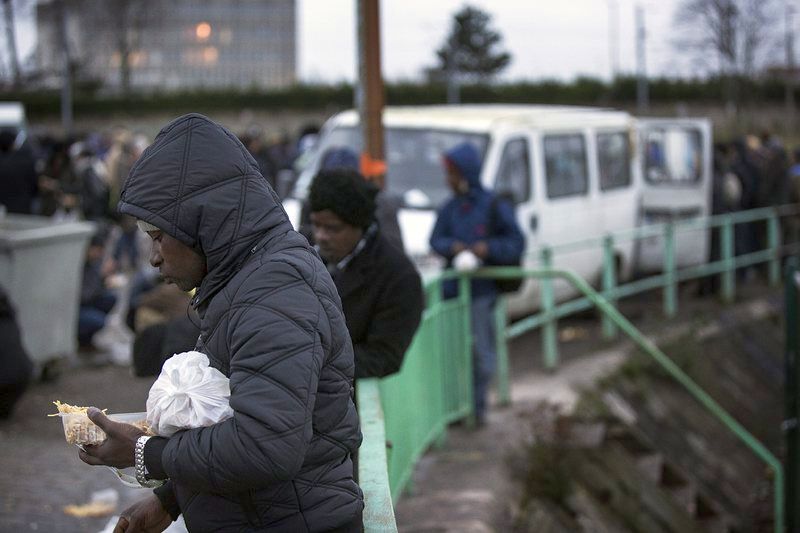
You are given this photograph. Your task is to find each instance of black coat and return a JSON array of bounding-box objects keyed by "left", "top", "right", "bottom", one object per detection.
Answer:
[
  {"left": 331, "top": 233, "right": 423, "bottom": 379},
  {"left": 118, "top": 114, "right": 362, "bottom": 532},
  {"left": 0, "top": 145, "right": 38, "bottom": 215},
  {"left": 0, "top": 287, "right": 32, "bottom": 386}
]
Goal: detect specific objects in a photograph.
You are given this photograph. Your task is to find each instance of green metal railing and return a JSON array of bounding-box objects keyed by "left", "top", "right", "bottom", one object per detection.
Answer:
[
  {"left": 357, "top": 205, "right": 799, "bottom": 532},
  {"left": 357, "top": 378, "right": 398, "bottom": 533},
  {"left": 785, "top": 258, "right": 800, "bottom": 532},
  {"left": 483, "top": 266, "right": 785, "bottom": 533},
  {"left": 506, "top": 205, "right": 800, "bottom": 371}
]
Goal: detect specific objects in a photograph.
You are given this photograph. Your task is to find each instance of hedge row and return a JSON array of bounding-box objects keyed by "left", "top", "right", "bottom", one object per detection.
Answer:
[{"left": 4, "top": 75, "right": 796, "bottom": 118}]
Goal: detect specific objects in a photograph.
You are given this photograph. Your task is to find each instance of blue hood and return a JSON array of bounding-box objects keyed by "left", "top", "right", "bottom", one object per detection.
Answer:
[
  {"left": 320, "top": 146, "right": 359, "bottom": 171},
  {"left": 445, "top": 142, "right": 483, "bottom": 190}
]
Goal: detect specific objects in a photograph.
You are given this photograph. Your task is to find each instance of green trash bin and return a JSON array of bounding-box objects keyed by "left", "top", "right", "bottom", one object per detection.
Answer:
[{"left": 0, "top": 213, "right": 96, "bottom": 377}]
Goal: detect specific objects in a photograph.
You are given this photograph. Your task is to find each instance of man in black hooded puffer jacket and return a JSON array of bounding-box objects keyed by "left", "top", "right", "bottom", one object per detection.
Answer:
[{"left": 78, "top": 114, "right": 363, "bottom": 532}]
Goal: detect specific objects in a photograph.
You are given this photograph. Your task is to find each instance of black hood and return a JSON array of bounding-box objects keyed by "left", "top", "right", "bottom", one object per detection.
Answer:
[{"left": 118, "top": 113, "right": 292, "bottom": 306}]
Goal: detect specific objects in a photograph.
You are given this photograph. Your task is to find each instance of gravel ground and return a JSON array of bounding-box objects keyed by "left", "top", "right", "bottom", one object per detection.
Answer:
[{"left": 0, "top": 361, "right": 157, "bottom": 533}]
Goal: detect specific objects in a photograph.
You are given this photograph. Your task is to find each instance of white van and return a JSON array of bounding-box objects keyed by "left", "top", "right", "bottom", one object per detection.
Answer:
[
  {"left": 285, "top": 105, "right": 711, "bottom": 316},
  {"left": 635, "top": 118, "right": 713, "bottom": 272}
]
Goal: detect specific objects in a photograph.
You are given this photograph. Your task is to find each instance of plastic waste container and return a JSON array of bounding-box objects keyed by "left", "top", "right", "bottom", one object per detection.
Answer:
[{"left": 0, "top": 213, "right": 96, "bottom": 376}]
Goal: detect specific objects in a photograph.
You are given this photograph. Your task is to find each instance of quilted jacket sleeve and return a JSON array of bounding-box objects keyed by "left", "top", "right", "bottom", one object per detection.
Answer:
[{"left": 158, "top": 260, "right": 329, "bottom": 492}]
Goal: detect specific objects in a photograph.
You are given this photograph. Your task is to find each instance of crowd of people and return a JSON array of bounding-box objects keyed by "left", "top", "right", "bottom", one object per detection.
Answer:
[
  {"left": 1, "top": 111, "right": 521, "bottom": 530},
  {"left": 0, "top": 121, "right": 319, "bottom": 415},
  {"left": 698, "top": 130, "right": 800, "bottom": 293},
  {"left": 4, "top": 110, "right": 800, "bottom": 530},
  {"left": 712, "top": 131, "right": 799, "bottom": 222}
]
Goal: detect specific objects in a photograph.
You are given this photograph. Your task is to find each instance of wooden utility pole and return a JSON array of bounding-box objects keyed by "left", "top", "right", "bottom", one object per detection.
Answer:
[{"left": 356, "top": 0, "right": 386, "bottom": 189}]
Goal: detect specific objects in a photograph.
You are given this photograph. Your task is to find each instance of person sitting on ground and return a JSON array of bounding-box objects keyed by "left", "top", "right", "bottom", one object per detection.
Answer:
[
  {"left": 308, "top": 167, "right": 424, "bottom": 380},
  {"left": 0, "top": 286, "right": 33, "bottom": 419},
  {"left": 130, "top": 281, "right": 200, "bottom": 377},
  {"left": 77, "top": 232, "right": 118, "bottom": 351},
  {"left": 78, "top": 113, "right": 363, "bottom": 532}
]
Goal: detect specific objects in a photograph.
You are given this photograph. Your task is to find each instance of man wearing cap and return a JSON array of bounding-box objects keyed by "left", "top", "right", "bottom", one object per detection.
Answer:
[
  {"left": 77, "top": 114, "right": 363, "bottom": 532},
  {"left": 430, "top": 141, "right": 524, "bottom": 427},
  {"left": 308, "top": 167, "right": 423, "bottom": 381}
]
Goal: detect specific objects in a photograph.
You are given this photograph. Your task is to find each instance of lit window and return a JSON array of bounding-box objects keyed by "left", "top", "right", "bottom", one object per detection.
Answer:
[
  {"left": 202, "top": 46, "right": 219, "bottom": 65},
  {"left": 196, "top": 22, "right": 212, "bottom": 41},
  {"left": 128, "top": 51, "right": 147, "bottom": 68}
]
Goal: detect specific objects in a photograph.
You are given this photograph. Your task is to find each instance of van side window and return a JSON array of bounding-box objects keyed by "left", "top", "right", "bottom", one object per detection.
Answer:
[
  {"left": 544, "top": 134, "right": 588, "bottom": 199},
  {"left": 644, "top": 128, "right": 702, "bottom": 184},
  {"left": 494, "top": 138, "right": 530, "bottom": 204},
  {"left": 597, "top": 131, "right": 631, "bottom": 190}
]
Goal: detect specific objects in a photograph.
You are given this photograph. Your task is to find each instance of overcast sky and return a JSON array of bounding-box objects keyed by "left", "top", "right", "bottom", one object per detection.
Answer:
[
  {"left": 298, "top": 0, "right": 695, "bottom": 83},
  {"left": 5, "top": 0, "right": 792, "bottom": 83}
]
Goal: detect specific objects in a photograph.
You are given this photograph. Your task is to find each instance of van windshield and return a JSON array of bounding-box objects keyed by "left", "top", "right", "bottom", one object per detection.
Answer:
[{"left": 294, "top": 126, "right": 489, "bottom": 209}]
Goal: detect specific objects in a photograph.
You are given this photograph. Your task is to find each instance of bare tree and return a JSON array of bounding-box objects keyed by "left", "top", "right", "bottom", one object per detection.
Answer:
[
  {"left": 71, "top": 0, "right": 154, "bottom": 94},
  {"left": 2, "top": 0, "right": 22, "bottom": 88},
  {"left": 673, "top": 0, "right": 779, "bottom": 109},
  {"left": 673, "top": 0, "right": 779, "bottom": 77},
  {"left": 111, "top": 0, "right": 147, "bottom": 94}
]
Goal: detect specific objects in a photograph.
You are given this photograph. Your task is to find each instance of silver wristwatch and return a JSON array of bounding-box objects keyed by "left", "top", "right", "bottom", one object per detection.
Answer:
[{"left": 134, "top": 436, "right": 164, "bottom": 488}]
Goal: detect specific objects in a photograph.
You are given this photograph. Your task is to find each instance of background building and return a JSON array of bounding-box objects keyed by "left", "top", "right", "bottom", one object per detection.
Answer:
[{"left": 35, "top": 0, "right": 296, "bottom": 92}]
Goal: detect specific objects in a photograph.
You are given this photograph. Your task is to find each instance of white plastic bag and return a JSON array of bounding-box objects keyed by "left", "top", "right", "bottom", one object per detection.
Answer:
[
  {"left": 146, "top": 351, "right": 234, "bottom": 437},
  {"left": 453, "top": 250, "right": 480, "bottom": 272}
]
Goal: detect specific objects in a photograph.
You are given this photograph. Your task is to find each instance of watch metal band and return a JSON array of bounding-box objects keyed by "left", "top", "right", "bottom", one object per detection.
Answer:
[{"left": 134, "top": 435, "right": 164, "bottom": 488}]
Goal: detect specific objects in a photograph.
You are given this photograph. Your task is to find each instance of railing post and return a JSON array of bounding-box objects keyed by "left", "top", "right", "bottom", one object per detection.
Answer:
[
  {"left": 721, "top": 217, "right": 736, "bottom": 304},
  {"left": 769, "top": 212, "right": 782, "bottom": 286},
  {"left": 540, "top": 247, "right": 559, "bottom": 370},
  {"left": 602, "top": 235, "right": 618, "bottom": 340},
  {"left": 785, "top": 257, "right": 800, "bottom": 533},
  {"left": 494, "top": 295, "right": 511, "bottom": 406},
  {"left": 458, "top": 274, "right": 474, "bottom": 426},
  {"left": 663, "top": 221, "right": 677, "bottom": 317}
]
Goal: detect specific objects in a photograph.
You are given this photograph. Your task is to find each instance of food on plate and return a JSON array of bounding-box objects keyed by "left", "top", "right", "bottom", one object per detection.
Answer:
[{"left": 49, "top": 401, "right": 151, "bottom": 445}]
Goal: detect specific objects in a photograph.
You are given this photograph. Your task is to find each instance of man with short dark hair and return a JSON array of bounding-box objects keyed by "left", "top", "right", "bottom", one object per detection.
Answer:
[
  {"left": 78, "top": 114, "right": 363, "bottom": 532},
  {"left": 308, "top": 167, "right": 424, "bottom": 380}
]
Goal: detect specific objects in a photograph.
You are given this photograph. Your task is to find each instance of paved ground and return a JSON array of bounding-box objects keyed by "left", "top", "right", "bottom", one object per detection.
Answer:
[
  {"left": 0, "top": 279, "right": 781, "bottom": 532},
  {"left": 0, "top": 363, "right": 156, "bottom": 533},
  {"left": 392, "top": 281, "right": 783, "bottom": 532},
  {"left": 0, "top": 277, "right": 188, "bottom": 533}
]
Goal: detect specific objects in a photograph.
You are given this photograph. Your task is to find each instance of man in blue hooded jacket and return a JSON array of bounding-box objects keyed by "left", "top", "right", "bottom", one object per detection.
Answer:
[{"left": 430, "top": 142, "right": 525, "bottom": 426}]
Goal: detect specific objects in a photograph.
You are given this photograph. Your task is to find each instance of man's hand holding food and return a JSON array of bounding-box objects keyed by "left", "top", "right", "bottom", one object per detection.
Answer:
[{"left": 79, "top": 407, "right": 146, "bottom": 469}]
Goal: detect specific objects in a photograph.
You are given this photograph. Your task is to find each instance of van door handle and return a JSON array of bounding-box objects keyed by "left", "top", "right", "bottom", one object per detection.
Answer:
[{"left": 529, "top": 215, "right": 538, "bottom": 232}]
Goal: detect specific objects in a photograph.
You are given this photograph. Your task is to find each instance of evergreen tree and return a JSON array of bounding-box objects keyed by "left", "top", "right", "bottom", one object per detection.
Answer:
[{"left": 428, "top": 5, "right": 511, "bottom": 84}]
